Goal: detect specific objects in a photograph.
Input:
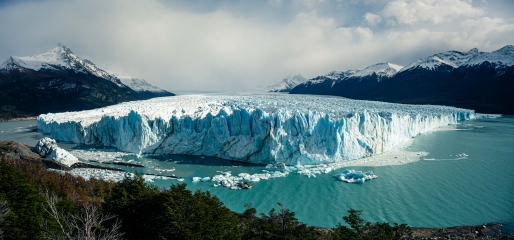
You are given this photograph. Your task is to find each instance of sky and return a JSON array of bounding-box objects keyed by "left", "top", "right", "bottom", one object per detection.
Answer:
[{"left": 0, "top": 0, "right": 513, "bottom": 92}]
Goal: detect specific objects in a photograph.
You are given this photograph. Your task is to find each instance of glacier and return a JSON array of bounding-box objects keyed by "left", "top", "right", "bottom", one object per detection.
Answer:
[{"left": 37, "top": 94, "right": 475, "bottom": 165}]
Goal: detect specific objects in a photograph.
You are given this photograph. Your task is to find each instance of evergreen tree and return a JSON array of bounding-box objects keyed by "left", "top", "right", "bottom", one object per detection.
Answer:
[{"left": 0, "top": 159, "right": 47, "bottom": 239}]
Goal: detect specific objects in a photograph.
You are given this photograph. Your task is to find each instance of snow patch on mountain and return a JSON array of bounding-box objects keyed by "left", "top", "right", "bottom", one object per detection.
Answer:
[
  {"left": 349, "top": 63, "right": 404, "bottom": 78},
  {"left": 265, "top": 74, "right": 307, "bottom": 92},
  {"left": 400, "top": 45, "right": 514, "bottom": 72},
  {"left": 301, "top": 63, "right": 402, "bottom": 87},
  {"left": 466, "top": 45, "right": 514, "bottom": 68},
  {"left": 116, "top": 75, "right": 168, "bottom": 93},
  {"left": 1, "top": 43, "right": 123, "bottom": 86},
  {"left": 324, "top": 70, "right": 358, "bottom": 80},
  {"left": 38, "top": 94, "right": 474, "bottom": 165}
]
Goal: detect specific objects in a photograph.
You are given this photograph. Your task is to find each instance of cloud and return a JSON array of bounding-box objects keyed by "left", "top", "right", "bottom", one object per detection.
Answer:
[
  {"left": 0, "top": 0, "right": 511, "bottom": 92},
  {"left": 364, "top": 12, "right": 382, "bottom": 26},
  {"left": 382, "top": 0, "right": 484, "bottom": 25}
]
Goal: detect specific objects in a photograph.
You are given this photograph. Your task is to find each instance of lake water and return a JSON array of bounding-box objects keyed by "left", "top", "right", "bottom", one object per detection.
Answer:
[{"left": 1, "top": 117, "right": 513, "bottom": 231}]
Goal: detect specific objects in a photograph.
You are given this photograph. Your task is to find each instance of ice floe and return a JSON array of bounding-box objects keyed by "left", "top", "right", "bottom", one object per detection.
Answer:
[
  {"left": 335, "top": 169, "right": 377, "bottom": 183},
  {"left": 33, "top": 137, "right": 79, "bottom": 167}
]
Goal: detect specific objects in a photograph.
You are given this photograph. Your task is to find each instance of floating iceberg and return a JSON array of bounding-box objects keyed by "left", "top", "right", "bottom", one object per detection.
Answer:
[
  {"left": 38, "top": 95, "right": 475, "bottom": 165},
  {"left": 335, "top": 169, "right": 377, "bottom": 183}
]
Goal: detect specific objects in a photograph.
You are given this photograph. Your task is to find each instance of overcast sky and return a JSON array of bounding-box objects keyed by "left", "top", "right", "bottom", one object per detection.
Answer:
[{"left": 0, "top": 0, "right": 513, "bottom": 92}]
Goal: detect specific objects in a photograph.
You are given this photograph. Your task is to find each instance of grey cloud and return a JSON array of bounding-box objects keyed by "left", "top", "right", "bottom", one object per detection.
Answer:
[{"left": 0, "top": 0, "right": 512, "bottom": 92}]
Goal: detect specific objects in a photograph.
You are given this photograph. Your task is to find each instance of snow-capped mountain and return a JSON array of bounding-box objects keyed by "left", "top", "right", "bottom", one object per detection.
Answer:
[
  {"left": 400, "top": 45, "right": 514, "bottom": 72},
  {"left": 265, "top": 74, "right": 307, "bottom": 92},
  {"left": 350, "top": 63, "right": 404, "bottom": 78},
  {"left": 324, "top": 70, "right": 358, "bottom": 80},
  {"left": 302, "top": 62, "right": 403, "bottom": 87},
  {"left": 290, "top": 45, "right": 514, "bottom": 114},
  {"left": 466, "top": 45, "right": 514, "bottom": 68},
  {"left": 1, "top": 43, "right": 123, "bottom": 86},
  {"left": 116, "top": 74, "right": 171, "bottom": 93},
  {"left": 0, "top": 44, "right": 174, "bottom": 120}
]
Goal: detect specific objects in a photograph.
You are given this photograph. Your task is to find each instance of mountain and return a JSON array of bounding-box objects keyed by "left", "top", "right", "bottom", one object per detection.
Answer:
[
  {"left": 1, "top": 43, "right": 123, "bottom": 85},
  {"left": 290, "top": 46, "right": 514, "bottom": 114},
  {"left": 0, "top": 44, "right": 174, "bottom": 120},
  {"left": 116, "top": 74, "right": 175, "bottom": 99},
  {"left": 265, "top": 74, "right": 307, "bottom": 92}
]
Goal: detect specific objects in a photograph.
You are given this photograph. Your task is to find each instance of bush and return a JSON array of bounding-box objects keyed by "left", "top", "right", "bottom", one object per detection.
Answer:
[
  {"left": 333, "top": 209, "right": 412, "bottom": 240},
  {"left": 103, "top": 173, "right": 241, "bottom": 240}
]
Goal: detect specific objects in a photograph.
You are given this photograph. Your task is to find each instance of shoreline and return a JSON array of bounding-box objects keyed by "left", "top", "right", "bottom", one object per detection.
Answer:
[{"left": 0, "top": 116, "right": 37, "bottom": 122}]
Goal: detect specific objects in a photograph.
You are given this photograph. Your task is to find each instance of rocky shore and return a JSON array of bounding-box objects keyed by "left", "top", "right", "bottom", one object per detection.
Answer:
[
  {"left": 0, "top": 114, "right": 37, "bottom": 122},
  {"left": 410, "top": 223, "right": 510, "bottom": 239},
  {"left": 0, "top": 140, "right": 120, "bottom": 172}
]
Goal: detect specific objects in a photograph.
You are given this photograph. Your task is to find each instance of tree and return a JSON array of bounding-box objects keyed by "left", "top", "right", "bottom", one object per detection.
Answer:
[
  {"left": 0, "top": 199, "right": 11, "bottom": 239},
  {"left": 0, "top": 159, "right": 47, "bottom": 240},
  {"left": 103, "top": 173, "right": 241, "bottom": 240},
  {"left": 40, "top": 190, "right": 123, "bottom": 240},
  {"left": 333, "top": 209, "right": 412, "bottom": 240},
  {"left": 258, "top": 203, "right": 320, "bottom": 240},
  {"left": 238, "top": 203, "right": 260, "bottom": 239},
  {"left": 102, "top": 173, "right": 161, "bottom": 240}
]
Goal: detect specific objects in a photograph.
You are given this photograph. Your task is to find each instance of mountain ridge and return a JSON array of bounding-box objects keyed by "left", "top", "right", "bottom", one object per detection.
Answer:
[
  {"left": 289, "top": 45, "right": 514, "bottom": 114},
  {"left": 0, "top": 44, "right": 174, "bottom": 120},
  {"left": 264, "top": 74, "right": 307, "bottom": 92}
]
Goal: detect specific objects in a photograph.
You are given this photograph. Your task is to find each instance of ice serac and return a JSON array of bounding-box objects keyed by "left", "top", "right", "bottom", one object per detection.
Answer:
[{"left": 38, "top": 95, "right": 475, "bottom": 165}]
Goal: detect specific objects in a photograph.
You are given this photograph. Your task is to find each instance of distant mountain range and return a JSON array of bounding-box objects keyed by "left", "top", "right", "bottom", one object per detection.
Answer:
[
  {"left": 0, "top": 44, "right": 174, "bottom": 120},
  {"left": 287, "top": 45, "right": 514, "bottom": 114},
  {"left": 264, "top": 74, "right": 307, "bottom": 92}
]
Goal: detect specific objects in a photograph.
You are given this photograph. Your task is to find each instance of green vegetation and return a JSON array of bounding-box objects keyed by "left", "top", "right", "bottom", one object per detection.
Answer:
[
  {"left": 332, "top": 209, "right": 412, "bottom": 240},
  {"left": 0, "top": 158, "right": 48, "bottom": 239},
  {"left": 103, "top": 174, "right": 241, "bottom": 239}
]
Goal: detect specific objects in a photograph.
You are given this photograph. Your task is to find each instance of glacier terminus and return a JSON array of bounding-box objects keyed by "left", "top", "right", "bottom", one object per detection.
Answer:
[{"left": 38, "top": 95, "right": 475, "bottom": 165}]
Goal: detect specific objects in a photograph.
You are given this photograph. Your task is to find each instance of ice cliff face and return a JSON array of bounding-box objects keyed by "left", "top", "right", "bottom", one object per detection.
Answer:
[{"left": 38, "top": 95, "right": 475, "bottom": 165}]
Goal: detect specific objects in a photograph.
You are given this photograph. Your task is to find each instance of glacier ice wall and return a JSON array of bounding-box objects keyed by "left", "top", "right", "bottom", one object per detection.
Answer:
[{"left": 38, "top": 95, "right": 475, "bottom": 165}]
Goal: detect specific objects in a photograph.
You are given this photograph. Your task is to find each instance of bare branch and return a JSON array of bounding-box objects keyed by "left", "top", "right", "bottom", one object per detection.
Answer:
[
  {"left": 0, "top": 199, "right": 11, "bottom": 239},
  {"left": 40, "top": 189, "right": 123, "bottom": 240}
]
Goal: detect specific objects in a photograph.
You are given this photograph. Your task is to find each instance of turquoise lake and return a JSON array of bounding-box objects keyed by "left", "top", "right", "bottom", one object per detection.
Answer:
[{"left": 1, "top": 116, "right": 513, "bottom": 231}]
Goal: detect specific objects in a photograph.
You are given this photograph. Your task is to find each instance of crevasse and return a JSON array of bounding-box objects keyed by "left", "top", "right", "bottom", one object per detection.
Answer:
[{"left": 38, "top": 95, "right": 475, "bottom": 165}]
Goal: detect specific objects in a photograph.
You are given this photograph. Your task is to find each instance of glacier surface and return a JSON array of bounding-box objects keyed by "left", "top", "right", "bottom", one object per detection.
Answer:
[{"left": 38, "top": 95, "right": 475, "bottom": 165}]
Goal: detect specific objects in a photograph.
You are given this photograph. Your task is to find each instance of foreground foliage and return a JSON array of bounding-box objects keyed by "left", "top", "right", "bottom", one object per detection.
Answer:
[
  {"left": 333, "top": 209, "right": 412, "bottom": 240},
  {"left": 103, "top": 174, "right": 241, "bottom": 239}
]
